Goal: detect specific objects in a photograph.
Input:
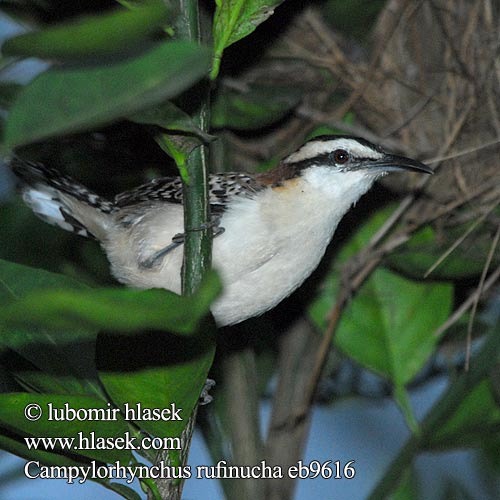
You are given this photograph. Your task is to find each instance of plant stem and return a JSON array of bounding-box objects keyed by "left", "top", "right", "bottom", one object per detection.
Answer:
[
  {"left": 181, "top": 99, "right": 212, "bottom": 295},
  {"left": 173, "top": 0, "right": 212, "bottom": 294},
  {"left": 367, "top": 323, "right": 500, "bottom": 500},
  {"left": 148, "top": 2, "right": 213, "bottom": 499}
]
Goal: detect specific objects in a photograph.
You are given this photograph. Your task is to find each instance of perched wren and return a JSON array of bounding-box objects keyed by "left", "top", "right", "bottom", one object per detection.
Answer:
[{"left": 12, "top": 135, "right": 432, "bottom": 326}]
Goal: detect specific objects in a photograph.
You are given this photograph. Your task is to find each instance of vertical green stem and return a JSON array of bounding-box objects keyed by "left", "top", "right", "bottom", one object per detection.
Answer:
[
  {"left": 148, "top": 2, "right": 213, "bottom": 499},
  {"left": 174, "top": 0, "right": 212, "bottom": 296},
  {"left": 181, "top": 98, "right": 212, "bottom": 295}
]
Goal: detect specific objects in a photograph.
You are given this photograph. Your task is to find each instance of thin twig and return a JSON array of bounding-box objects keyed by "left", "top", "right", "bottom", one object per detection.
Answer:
[
  {"left": 465, "top": 223, "right": 500, "bottom": 370},
  {"left": 434, "top": 264, "right": 500, "bottom": 339},
  {"left": 424, "top": 202, "right": 499, "bottom": 278},
  {"left": 426, "top": 137, "right": 500, "bottom": 164}
]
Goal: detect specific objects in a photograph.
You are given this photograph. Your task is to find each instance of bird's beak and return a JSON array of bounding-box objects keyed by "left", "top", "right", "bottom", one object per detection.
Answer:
[{"left": 369, "top": 153, "right": 433, "bottom": 174}]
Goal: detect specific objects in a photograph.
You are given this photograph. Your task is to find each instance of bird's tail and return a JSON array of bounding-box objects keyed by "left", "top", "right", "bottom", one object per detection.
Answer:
[{"left": 11, "top": 157, "right": 113, "bottom": 241}]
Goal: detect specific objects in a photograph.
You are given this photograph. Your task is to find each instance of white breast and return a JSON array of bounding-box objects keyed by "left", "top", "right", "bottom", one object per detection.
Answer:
[{"left": 211, "top": 168, "right": 376, "bottom": 325}]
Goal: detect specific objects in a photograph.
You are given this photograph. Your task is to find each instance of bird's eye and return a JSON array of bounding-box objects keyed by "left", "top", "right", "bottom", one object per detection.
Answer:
[{"left": 333, "top": 149, "right": 349, "bottom": 164}]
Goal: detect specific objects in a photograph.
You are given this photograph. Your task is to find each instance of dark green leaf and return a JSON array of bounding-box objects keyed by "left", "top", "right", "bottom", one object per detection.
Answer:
[
  {"left": 105, "top": 482, "right": 143, "bottom": 500},
  {"left": 388, "top": 224, "right": 499, "bottom": 280},
  {"left": 5, "top": 41, "right": 211, "bottom": 147},
  {"left": 0, "top": 393, "right": 132, "bottom": 463},
  {"left": 388, "top": 467, "right": 419, "bottom": 500},
  {"left": 0, "top": 436, "right": 140, "bottom": 499},
  {"left": 427, "top": 380, "right": 500, "bottom": 450},
  {"left": 130, "top": 101, "right": 215, "bottom": 143},
  {"left": 0, "top": 258, "right": 86, "bottom": 306},
  {"left": 0, "top": 83, "right": 22, "bottom": 109},
  {"left": 211, "top": 84, "right": 302, "bottom": 130},
  {"left": 98, "top": 320, "right": 216, "bottom": 439},
  {"left": 309, "top": 206, "right": 453, "bottom": 387},
  {"left": 0, "top": 270, "right": 222, "bottom": 340},
  {"left": 0, "top": 200, "right": 80, "bottom": 273},
  {"left": 0, "top": 433, "right": 89, "bottom": 469},
  {"left": 335, "top": 267, "right": 452, "bottom": 385},
  {"left": 213, "top": 0, "right": 285, "bottom": 50},
  {"left": 2, "top": 0, "right": 174, "bottom": 60},
  {"left": 0, "top": 259, "right": 102, "bottom": 397}
]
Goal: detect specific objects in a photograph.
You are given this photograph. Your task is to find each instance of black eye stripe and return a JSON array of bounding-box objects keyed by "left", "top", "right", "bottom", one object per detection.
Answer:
[{"left": 285, "top": 152, "right": 355, "bottom": 170}]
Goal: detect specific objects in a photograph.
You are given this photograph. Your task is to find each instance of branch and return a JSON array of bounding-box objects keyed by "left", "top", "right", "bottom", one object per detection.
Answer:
[
  {"left": 149, "top": 1, "right": 213, "bottom": 499},
  {"left": 264, "top": 317, "right": 321, "bottom": 500}
]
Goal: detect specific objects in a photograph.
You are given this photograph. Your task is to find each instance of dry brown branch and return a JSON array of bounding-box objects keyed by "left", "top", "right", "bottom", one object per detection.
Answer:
[
  {"left": 434, "top": 264, "right": 500, "bottom": 339},
  {"left": 424, "top": 202, "right": 499, "bottom": 278},
  {"left": 465, "top": 223, "right": 500, "bottom": 370}
]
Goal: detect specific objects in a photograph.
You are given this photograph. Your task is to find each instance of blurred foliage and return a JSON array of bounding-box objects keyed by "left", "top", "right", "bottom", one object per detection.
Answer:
[
  {"left": 323, "top": 0, "right": 387, "bottom": 40},
  {"left": 427, "top": 380, "right": 500, "bottom": 450},
  {"left": 0, "top": 260, "right": 221, "bottom": 340},
  {"left": 4, "top": 41, "right": 211, "bottom": 148},
  {"left": 2, "top": 0, "right": 173, "bottom": 60},
  {"left": 389, "top": 468, "right": 419, "bottom": 500},
  {"left": 0, "top": 393, "right": 132, "bottom": 463},
  {"left": 211, "top": 83, "right": 302, "bottom": 130},
  {"left": 0, "top": 257, "right": 219, "bottom": 469}
]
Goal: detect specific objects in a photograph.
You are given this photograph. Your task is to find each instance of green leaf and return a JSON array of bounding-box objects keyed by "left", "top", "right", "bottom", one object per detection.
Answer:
[
  {"left": 0, "top": 435, "right": 140, "bottom": 499},
  {"left": 0, "top": 200, "right": 79, "bottom": 273},
  {"left": 211, "top": 84, "right": 302, "bottom": 130},
  {"left": 308, "top": 206, "right": 394, "bottom": 329},
  {"left": 4, "top": 40, "right": 211, "bottom": 148},
  {"left": 98, "top": 320, "right": 216, "bottom": 439},
  {"left": 427, "top": 380, "right": 500, "bottom": 450},
  {"left": 211, "top": 0, "right": 285, "bottom": 79},
  {"left": 335, "top": 267, "right": 452, "bottom": 385},
  {"left": 388, "top": 224, "right": 499, "bottom": 280},
  {"left": 0, "top": 258, "right": 86, "bottom": 306},
  {"left": 0, "top": 433, "right": 89, "bottom": 469},
  {"left": 1, "top": 0, "right": 174, "bottom": 60},
  {"left": 0, "top": 259, "right": 102, "bottom": 397},
  {"left": 0, "top": 83, "right": 21, "bottom": 109},
  {"left": 388, "top": 467, "right": 419, "bottom": 500},
  {"left": 0, "top": 270, "right": 222, "bottom": 340},
  {"left": 309, "top": 207, "right": 453, "bottom": 388},
  {"left": 394, "top": 383, "right": 419, "bottom": 434},
  {"left": 0, "top": 393, "right": 132, "bottom": 464},
  {"left": 0, "top": 258, "right": 97, "bottom": 362},
  {"left": 130, "top": 100, "right": 216, "bottom": 143},
  {"left": 104, "top": 482, "right": 143, "bottom": 500}
]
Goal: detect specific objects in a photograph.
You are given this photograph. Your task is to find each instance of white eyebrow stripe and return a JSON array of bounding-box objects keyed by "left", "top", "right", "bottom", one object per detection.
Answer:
[{"left": 284, "top": 139, "right": 385, "bottom": 163}]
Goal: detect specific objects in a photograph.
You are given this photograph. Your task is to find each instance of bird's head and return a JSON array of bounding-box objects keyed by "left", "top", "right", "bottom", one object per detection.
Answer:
[{"left": 283, "top": 135, "right": 433, "bottom": 178}]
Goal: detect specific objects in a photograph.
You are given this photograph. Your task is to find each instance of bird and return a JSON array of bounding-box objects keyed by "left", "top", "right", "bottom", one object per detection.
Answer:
[{"left": 11, "top": 135, "right": 432, "bottom": 327}]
